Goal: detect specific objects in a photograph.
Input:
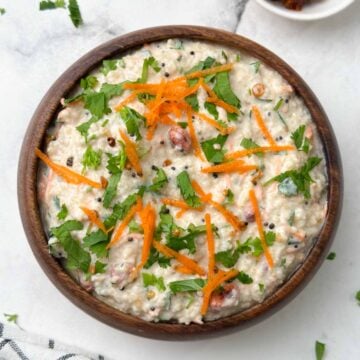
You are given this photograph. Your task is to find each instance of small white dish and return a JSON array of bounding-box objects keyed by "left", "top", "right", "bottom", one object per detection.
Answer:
[{"left": 256, "top": 0, "right": 354, "bottom": 21}]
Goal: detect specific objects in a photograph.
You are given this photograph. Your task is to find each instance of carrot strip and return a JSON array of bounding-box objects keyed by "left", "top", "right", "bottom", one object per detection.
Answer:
[
  {"left": 186, "top": 63, "right": 233, "bottom": 80},
  {"left": 186, "top": 109, "right": 205, "bottom": 161},
  {"left": 119, "top": 130, "right": 143, "bottom": 175},
  {"left": 224, "top": 145, "right": 295, "bottom": 160},
  {"left": 201, "top": 269, "right": 238, "bottom": 315},
  {"left": 174, "top": 265, "right": 195, "bottom": 275},
  {"left": 114, "top": 92, "right": 139, "bottom": 111},
  {"left": 205, "top": 213, "right": 215, "bottom": 278},
  {"left": 161, "top": 198, "right": 203, "bottom": 211},
  {"left": 206, "top": 97, "right": 239, "bottom": 114},
  {"left": 134, "top": 203, "right": 156, "bottom": 273},
  {"left": 249, "top": 189, "right": 274, "bottom": 268},
  {"left": 252, "top": 105, "right": 277, "bottom": 146},
  {"left": 191, "top": 180, "right": 245, "bottom": 231},
  {"left": 158, "top": 115, "right": 177, "bottom": 126},
  {"left": 201, "top": 161, "right": 257, "bottom": 174},
  {"left": 175, "top": 209, "right": 187, "bottom": 219},
  {"left": 107, "top": 197, "right": 142, "bottom": 249},
  {"left": 153, "top": 240, "right": 206, "bottom": 276},
  {"left": 80, "top": 207, "right": 107, "bottom": 233},
  {"left": 194, "top": 112, "right": 235, "bottom": 135},
  {"left": 35, "top": 148, "right": 102, "bottom": 189}
]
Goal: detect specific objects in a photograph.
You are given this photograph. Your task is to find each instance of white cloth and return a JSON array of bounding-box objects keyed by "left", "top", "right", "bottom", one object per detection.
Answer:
[{"left": 0, "top": 323, "right": 105, "bottom": 360}]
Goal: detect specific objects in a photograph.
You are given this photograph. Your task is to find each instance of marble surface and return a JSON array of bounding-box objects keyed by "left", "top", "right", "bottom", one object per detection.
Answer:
[{"left": 0, "top": 0, "right": 359, "bottom": 359}]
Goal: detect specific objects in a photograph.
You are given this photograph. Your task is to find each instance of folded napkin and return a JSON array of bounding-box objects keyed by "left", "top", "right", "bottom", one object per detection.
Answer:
[{"left": 0, "top": 322, "right": 105, "bottom": 360}]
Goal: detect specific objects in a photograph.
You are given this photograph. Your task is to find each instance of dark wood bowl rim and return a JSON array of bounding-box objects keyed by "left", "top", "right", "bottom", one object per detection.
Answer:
[{"left": 17, "top": 25, "right": 343, "bottom": 340}]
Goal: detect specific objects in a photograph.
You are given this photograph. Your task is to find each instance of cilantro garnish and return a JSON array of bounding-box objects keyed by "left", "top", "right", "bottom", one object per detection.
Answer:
[
  {"left": 250, "top": 61, "right": 261, "bottom": 74},
  {"left": 201, "top": 134, "right": 228, "bottom": 164},
  {"left": 237, "top": 271, "right": 253, "bottom": 284},
  {"left": 76, "top": 117, "right": 99, "bottom": 143},
  {"left": 204, "top": 101, "right": 219, "bottom": 120},
  {"left": 80, "top": 75, "right": 98, "bottom": 90},
  {"left": 223, "top": 188, "right": 234, "bottom": 205},
  {"left": 68, "top": 0, "right": 82, "bottom": 27},
  {"left": 0, "top": 8, "right": 6, "bottom": 15},
  {"left": 4, "top": 313, "right": 18, "bottom": 325},
  {"left": 355, "top": 290, "right": 360, "bottom": 305},
  {"left": 100, "top": 60, "right": 118, "bottom": 76},
  {"left": 128, "top": 220, "right": 143, "bottom": 234},
  {"left": 119, "top": 106, "right": 145, "bottom": 140},
  {"left": 57, "top": 204, "right": 68, "bottom": 220},
  {"left": 148, "top": 168, "right": 168, "bottom": 193},
  {"left": 326, "top": 252, "right": 336, "bottom": 260},
  {"left": 169, "top": 279, "right": 205, "bottom": 293},
  {"left": 84, "top": 91, "right": 111, "bottom": 118},
  {"left": 176, "top": 171, "right": 202, "bottom": 208},
  {"left": 83, "top": 229, "right": 109, "bottom": 258},
  {"left": 273, "top": 98, "right": 284, "bottom": 112},
  {"left": 39, "top": 0, "right": 65, "bottom": 10},
  {"left": 81, "top": 145, "right": 102, "bottom": 171},
  {"left": 139, "top": 56, "right": 161, "bottom": 83},
  {"left": 100, "top": 83, "right": 124, "bottom": 99},
  {"left": 315, "top": 341, "right": 325, "bottom": 360},
  {"left": 264, "top": 157, "right": 322, "bottom": 199},
  {"left": 142, "top": 273, "right": 166, "bottom": 292},
  {"left": 291, "top": 125, "right": 310, "bottom": 153},
  {"left": 144, "top": 247, "right": 171, "bottom": 269},
  {"left": 51, "top": 220, "right": 90, "bottom": 272},
  {"left": 213, "top": 71, "right": 241, "bottom": 109}
]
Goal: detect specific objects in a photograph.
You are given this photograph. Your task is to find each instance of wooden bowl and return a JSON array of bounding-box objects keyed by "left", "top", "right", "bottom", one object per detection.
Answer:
[{"left": 18, "top": 25, "right": 343, "bottom": 340}]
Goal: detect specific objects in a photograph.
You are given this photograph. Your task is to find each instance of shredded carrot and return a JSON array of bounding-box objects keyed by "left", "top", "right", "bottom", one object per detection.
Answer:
[
  {"left": 252, "top": 105, "right": 277, "bottom": 146},
  {"left": 191, "top": 180, "right": 245, "bottom": 231},
  {"left": 175, "top": 209, "right": 187, "bottom": 219},
  {"left": 201, "top": 269, "right": 238, "bottom": 315},
  {"left": 174, "top": 265, "right": 195, "bottom": 275},
  {"left": 119, "top": 130, "right": 143, "bottom": 175},
  {"left": 80, "top": 207, "right": 107, "bottom": 233},
  {"left": 161, "top": 198, "right": 203, "bottom": 211},
  {"left": 249, "top": 189, "right": 274, "bottom": 268},
  {"left": 114, "top": 92, "right": 140, "bottom": 112},
  {"left": 201, "top": 161, "right": 257, "bottom": 174},
  {"left": 186, "top": 63, "right": 233, "bottom": 80},
  {"left": 107, "top": 197, "right": 142, "bottom": 249},
  {"left": 158, "top": 115, "right": 177, "bottom": 126},
  {"left": 194, "top": 112, "right": 235, "bottom": 135},
  {"left": 206, "top": 97, "right": 239, "bottom": 114},
  {"left": 134, "top": 203, "right": 156, "bottom": 273},
  {"left": 186, "top": 109, "right": 205, "bottom": 161},
  {"left": 204, "top": 213, "right": 215, "bottom": 278},
  {"left": 35, "top": 148, "right": 102, "bottom": 189},
  {"left": 153, "top": 240, "right": 206, "bottom": 276},
  {"left": 225, "top": 145, "right": 295, "bottom": 160}
]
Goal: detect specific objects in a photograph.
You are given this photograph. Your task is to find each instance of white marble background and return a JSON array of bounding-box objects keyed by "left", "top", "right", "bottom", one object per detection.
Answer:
[{"left": 1, "top": 0, "right": 359, "bottom": 359}]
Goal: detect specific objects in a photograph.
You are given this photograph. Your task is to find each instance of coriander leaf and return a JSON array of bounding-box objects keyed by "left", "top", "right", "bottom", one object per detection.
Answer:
[
  {"left": 355, "top": 290, "right": 360, "bottom": 304},
  {"left": 81, "top": 145, "right": 102, "bottom": 171},
  {"left": 83, "top": 229, "right": 109, "bottom": 258},
  {"left": 142, "top": 273, "right": 166, "bottom": 291},
  {"left": 224, "top": 188, "right": 234, "bottom": 205},
  {"left": 166, "top": 226, "right": 202, "bottom": 254},
  {"left": 137, "top": 92, "right": 155, "bottom": 104},
  {"left": 57, "top": 204, "right": 68, "bottom": 220},
  {"left": 103, "top": 173, "right": 121, "bottom": 209},
  {"left": 237, "top": 271, "right": 253, "bottom": 284},
  {"left": 291, "top": 125, "right": 310, "bottom": 153},
  {"left": 144, "top": 247, "right": 171, "bottom": 269},
  {"left": 169, "top": 279, "right": 205, "bottom": 293},
  {"left": 185, "top": 94, "right": 199, "bottom": 111},
  {"left": 250, "top": 61, "right": 261, "bottom": 74},
  {"left": 128, "top": 220, "right": 143, "bottom": 234},
  {"left": 264, "top": 157, "right": 322, "bottom": 199},
  {"left": 222, "top": 50, "right": 228, "bottom": 62},
  {"left": 119, "top": 106, "right": 145, "bottom": 140},
  {"left": 106, "top": 144, "right": 126, "bottom": 175},
  {"left": 80, "top": 75, "right": 98, "bottom": 90},
  {"left": 213, "top": 71, "right": 240, "bottom": 109},
  {"left": 76, "top": 117, "right": 99, "bottom": 142},
  {"left": 101, "top": 60, "right": 118, "bottom": 76},
  {"left": 4, "top": 313, "right": 18, "bottom": 324},
  {"left": 176, "top": 171, "right": 202, "bottom": 208},
  {"left": 84, "top": 92, "right": 111, "bottom": 118},
  {"left": 215, "top": 248, "right": 240, "bottom": 268},
  {"left": 0, "top": 8, "right": 6, "bottom": 15},
  {"left": 100, "top": 83, "right": 124, "bottom": 100},
  {"left": 326, "top": 252, "right": 336, "bottom": 260},
  {"left": 148, "top": 168, "right": 168, "bottom": 193},
  {"left": 201, "top": 134, "right": 228, "bottom": 164},
  {"left": 139, "top": 56, "right": 161, "bottom": 83},
  {"left": 104, "top": 193, "right": 139, "bottom": 229},
  {"left": 259, "top": 283, "right": 265, "bottom": 292},
  {"left": 64, "top": 92, "right": 84, "bottom": 105},
  {"left": 241, "top": 138, "right": 263, "bottom": 158},
  {"left": 94, "top": 261, "right": 107, "bottom": 274},
  {"left": 68, "top": 0, "right": 82, "bottom": 28},
  {"left": 204, "top": 101, "right": 219, "bottom": 120},
  {"left": 51, "top": 220, "right": 90, "bottom": 272},
  {"left": 315, "top": 341, "right": 326, "bottom": 360},
  {"left": 39, "top": 0, "right": 65, "bottom": 10},
  {"left": 243, "top": 231, "right": 276, "bottom": 257},
  {"left": 186, "top": 57, "right": 216, "bottom": 78}
]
